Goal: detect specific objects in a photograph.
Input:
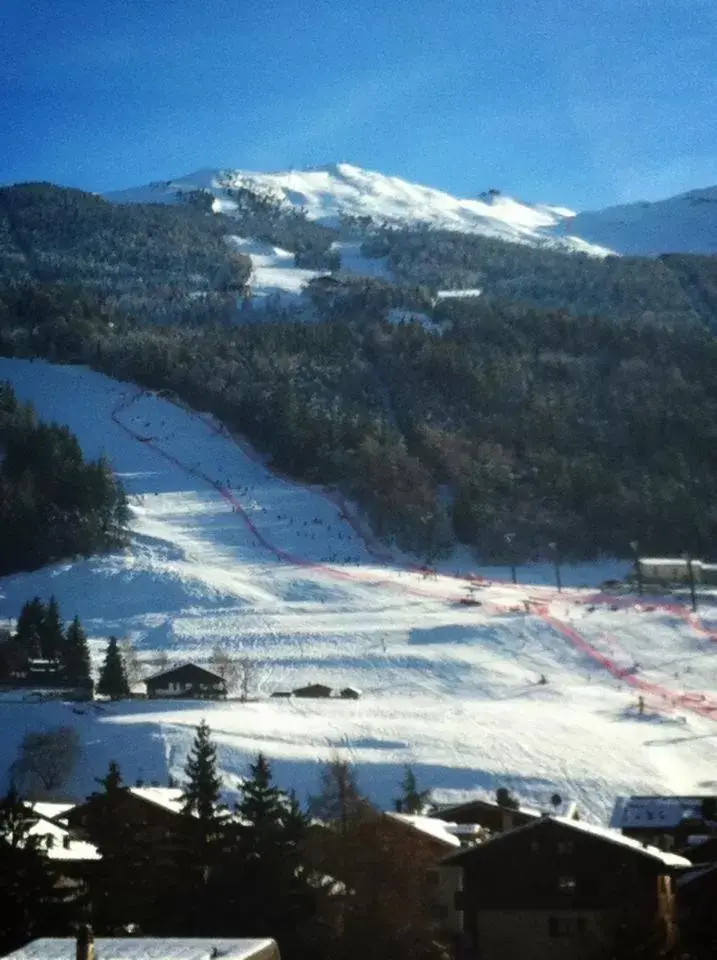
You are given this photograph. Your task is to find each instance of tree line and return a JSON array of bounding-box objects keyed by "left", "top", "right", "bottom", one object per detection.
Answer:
[
  {"left": 0, "top": 183, "right": 252, "bottom": 325},
  {"left": 0, "top": 597, "right": 132, "bottom": 701},
  {"left": 3, "top": 250, "right": 717, "bottom": 559},
  {"left": 0, "top": 384, "right": 129, "bottom": 575}
]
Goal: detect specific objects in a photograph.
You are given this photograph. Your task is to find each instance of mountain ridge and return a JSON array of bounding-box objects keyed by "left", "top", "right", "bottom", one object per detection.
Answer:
[
  {"left": 105, "top": 163, "right": 612, "bottom": 257},
  {"left": 106, "top": 162, "right": 717, "bottom": 257}
]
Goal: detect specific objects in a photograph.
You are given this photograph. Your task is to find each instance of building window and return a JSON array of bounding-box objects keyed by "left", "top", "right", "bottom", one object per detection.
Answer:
[
  {"left": 557, "top": 840, "right": 574, "bottom": 855},
  {"left": 549, "top": 917, "right": 586, "bottom": 938},
  {"left": 558, "top": 876, "right": 576, "bottom": 893}
]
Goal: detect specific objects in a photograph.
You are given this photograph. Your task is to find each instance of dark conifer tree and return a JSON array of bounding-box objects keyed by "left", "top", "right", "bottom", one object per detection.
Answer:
[
  {"left": 394, "top": 765, "right": 429, "bottom": 814},
  {"left": 0, "top": 786, "right": 66, "bottom": 954},
  {"left": 178, "top": 721, "right": 226, "bottom": 933},
  {"left": 14, "top": 597, "right": 45, "bottom": 659},
  {"left": 181, "top": 720, "right": 223, "bottom": 825},
  {"left": 61, "top": 616, "right": 91, "bottom": 686},
  {"left": 97, "top": 636, "right": 129, "bottom": 699},
  {"left": 39, "top": 595, "right": 64, "bottom": 661}
]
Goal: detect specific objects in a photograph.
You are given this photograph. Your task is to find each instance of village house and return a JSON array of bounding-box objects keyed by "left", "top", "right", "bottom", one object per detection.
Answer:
[
  {"left": 610, "top": 795, "right": 717, "bottom": 851},
  {"left": 4, "top": 656, "right": 94, "bottom": 700},
  {"left": 3, "top": 926, "right": 281, "bottom": 960},
  {"left": 145, "top": 662, "right": 227, "bottom": 700},
  {"left": 430, "top": 796, "right": 542, "bottom": 835},
  {"left": 442, "top": 815, "right": 690, "bottom": 960},
  {"left": 62, "top": 786, "right": 185, "bottom": 844},
  {"left": 19, "top": 802, "right": 100, "bottom": 909},
  {"left": 383, "top": 812, "right": 485, "bottom": 936},
  {"left": 292, "top": 683, "right": 333, "bottom": 698}
]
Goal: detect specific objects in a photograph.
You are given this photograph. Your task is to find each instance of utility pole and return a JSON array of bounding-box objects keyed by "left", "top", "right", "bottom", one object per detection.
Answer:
[
  {"left": 684, "top": 553, "right": 697, "bottom": 612},
  {"left": 629, "top": 540, "right": 643, "bottom": 597},
  {"left": 505, "top": 532, "right": 517, "bottom": 584},
  {"left": 548, "top": 542, "right": 562, "bottom": 593}
]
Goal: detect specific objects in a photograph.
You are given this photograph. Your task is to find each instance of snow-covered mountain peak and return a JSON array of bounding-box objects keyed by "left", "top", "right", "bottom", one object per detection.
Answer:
[
  {"left": 106, "top": 163, "right": 612, "bottom": 256},
  {"left": 564, "top": 185, "right": 717, "bottom": 255}
]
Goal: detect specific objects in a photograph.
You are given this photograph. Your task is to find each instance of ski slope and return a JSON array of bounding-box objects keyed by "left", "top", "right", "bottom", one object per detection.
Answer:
[{"left": 2, "top": 359, "right": 717, "bottom": 821}]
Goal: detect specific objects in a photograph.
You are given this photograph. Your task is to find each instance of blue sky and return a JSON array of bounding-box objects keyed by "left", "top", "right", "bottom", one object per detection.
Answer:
[{"left": 1, "top": 0, "right": 714, "bottom": 210}]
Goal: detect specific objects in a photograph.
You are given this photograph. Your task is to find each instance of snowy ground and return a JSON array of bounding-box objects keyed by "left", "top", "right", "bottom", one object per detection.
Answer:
[{"left": 2, "top": 359, "right": 717, "bottom": 821}]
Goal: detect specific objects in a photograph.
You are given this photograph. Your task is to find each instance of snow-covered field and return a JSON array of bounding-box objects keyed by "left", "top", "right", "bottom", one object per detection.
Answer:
[{"left": 2, "top": 359, "right": 717, "bottom": 821}]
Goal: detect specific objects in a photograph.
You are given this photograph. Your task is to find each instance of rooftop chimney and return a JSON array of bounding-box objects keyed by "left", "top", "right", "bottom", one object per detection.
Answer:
[{"left": 76, "top": 924, "right": 95, "bottom": 960}]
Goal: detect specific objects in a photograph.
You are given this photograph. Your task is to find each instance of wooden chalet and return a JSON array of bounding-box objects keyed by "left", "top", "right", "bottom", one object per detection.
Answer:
[
  {"left": 20, "top": 803, "right": 100, "bottom": 908},
  {"left": 292, "top": 683, "right": 332, "bottom": 698},
  {"left": 430, "top": 796, "right": 541, "bottom": 834},
  {"left": 610, "top": 795, "right": 717, "bottom": 851},
  {"left": 145, "top": 662, "right": 227, "bottom": 699},
  {"left": 443, "top": 815, "right": 690, "bottom": 960},
  {"left": 63, "top": 786, "right": 185, "bottom": 843}
]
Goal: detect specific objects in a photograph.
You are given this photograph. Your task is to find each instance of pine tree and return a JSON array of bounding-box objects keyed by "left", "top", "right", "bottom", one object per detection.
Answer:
[
  {"left": 308, "top": 755, "right": 372, "bottom": 828},
  {"left": 181, "top": 720, "right": 223, "bottom": 826},
  {"left": 237, "top": 753, "right": 284, "bottom": 854},
  {"left": 0, "top": 786, "right": 64, "bottom": 954},
  {"left": 97, "top": 637, "right": 129, "bottom": 699},
  {"left": 394, "top": 765, "right": 429, "bottom": 814},
  {"left": 178, "top": 721, "right": 225, "bottom": 932},
  {"left": 14, "top": 597, "right": 45, "bottom": 659},
  {"left": 215, "top": 756, "right": 319, "bottom": 954},
  {"left": 84, "top": 762, "right": 156, "bottom": 933},
  {"left": 496, "top": 786, "right": 519, "bottom": 810},
  {"left": 38, "top": 595, "right": 64, "bottom": 661},
  {"left": 61, "top": 616, "right": 91, "bottom": 686}
]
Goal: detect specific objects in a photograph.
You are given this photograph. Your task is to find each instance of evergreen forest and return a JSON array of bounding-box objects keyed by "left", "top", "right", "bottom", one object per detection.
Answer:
[
  {"left": 2, "top": 182, "right": 717, "bottom": 561},
  {"left": 0, "top": 379, "right": 128, "bottom": 575}
]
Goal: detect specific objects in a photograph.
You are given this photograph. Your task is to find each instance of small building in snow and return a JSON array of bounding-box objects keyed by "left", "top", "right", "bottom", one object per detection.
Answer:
[
  {"left": 292, "top": 683, "right": 333, "bottom": 698},
  {"left": 339, "top": 686, "right": 361, "bottom": 700},
  {"left": 636, "top": 557, "right": 703, "bottom": 585},
  {"left": 145, "top": 662, "right": 227, "bottom": 700},
  {"left": 611, "top": 795, "right": 717, "bottom": 851}
]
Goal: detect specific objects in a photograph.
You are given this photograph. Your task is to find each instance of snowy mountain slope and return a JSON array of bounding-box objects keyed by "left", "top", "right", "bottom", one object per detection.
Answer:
[
  {"left": 2, "top": 359, "right": 717, "bottom": 819},
  {"left": 106, "top": 163, "right": 612, "bottom": 257},
  {"left": 564, "top": 186, "right": 717, "bottom": 255},
  {"left": 227, "top": 236, "right": 323, "bottom": 306}
]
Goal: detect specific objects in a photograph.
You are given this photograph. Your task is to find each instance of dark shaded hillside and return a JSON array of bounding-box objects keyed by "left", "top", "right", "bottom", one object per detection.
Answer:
[
  {"left": 0, "top": 183, "right": 252, "bottom": 324},
  {"left": 3, "top": 283, "right": 717, "bottom": 563},
  {"left": 0, "top": 379, "right": 129, "bottom": 575},
  {"left": 362, "top": 227, "right": 717, "bottom": 327}
]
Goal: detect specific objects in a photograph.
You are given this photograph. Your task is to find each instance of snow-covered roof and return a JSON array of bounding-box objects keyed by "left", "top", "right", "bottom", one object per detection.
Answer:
[
  {"left": 4, "top": 938, "right": 278, "bottom": 960},
  {"left": 610, "top": 796, "right": 717, "bottom": 830},
  {"left": 431, "top": 795, "right": 542, "bottom": 821},
  {"left": 144, "top": 661, "right": 225, "bottom": 684},
  {"left": 129, "top": 786, "right": 185, "bottom": 815},
  {"left": 443, "top": 815, "right": 691, "bottom": 869},
  {"left": 638, "top": 557, "right": 700, "bottom": 567},
  {"left": 552, "top": 816, "right": 691, "bottom": 868},
  {"left": 26, "top": 817, "right": 100, "bottom": 862},
  {"left": 28, "top": 801, "right": 75, "bottom": 821},
  {"left": 386, "top": 812, "right": 462, "bottom": 848}
]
